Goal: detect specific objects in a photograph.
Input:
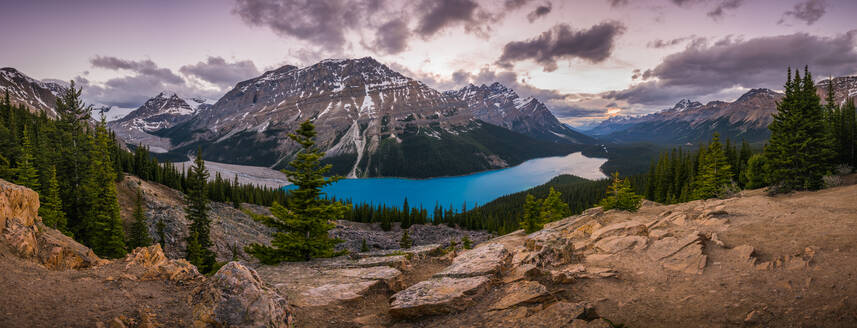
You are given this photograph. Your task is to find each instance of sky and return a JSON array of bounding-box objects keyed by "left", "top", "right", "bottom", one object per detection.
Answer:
[{"left": 1, "top": 0, "right": 856, "bottom": 126}]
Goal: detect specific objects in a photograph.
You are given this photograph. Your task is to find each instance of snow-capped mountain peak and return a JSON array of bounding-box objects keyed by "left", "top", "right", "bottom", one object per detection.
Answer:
[{"left": 0, "top": 67, "right": 66, "bottom": 117}]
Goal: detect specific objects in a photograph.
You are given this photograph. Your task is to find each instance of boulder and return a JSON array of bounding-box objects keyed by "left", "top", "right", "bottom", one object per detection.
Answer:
[
  {"left": 490, "top": 280, "right": 549, "bottom": 310},
  {"left": 434, "top": 243, "right": 510, "bottom": 278},
  {"left": 389, "top": 275, "right": 492, "bottom": 318},
  {"left": 521, "top": 236, "right": 575, "bottom": 268},
  {"left": 123, "top": 244, "right": 200, "bottom": 282},
  {"left": 192, "top": 262, "right": 293, "bottom": 328}
]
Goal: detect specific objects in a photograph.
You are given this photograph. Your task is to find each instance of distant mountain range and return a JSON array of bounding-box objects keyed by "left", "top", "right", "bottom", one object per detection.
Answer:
[
  {"left": 127, "top": 57, "right": 588, "bottom": 178},
  {"left": 584, "top": 76, "right": 857, "bottom": 146},
  {"left": 585, "top": 88, "right": 783, "bottom": 145},
  {"left": 5, "top": 60, "right": 857, "bottom": 177}
]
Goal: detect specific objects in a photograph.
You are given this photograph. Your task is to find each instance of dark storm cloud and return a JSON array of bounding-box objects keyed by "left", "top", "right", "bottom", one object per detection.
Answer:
[
  {"left": 179, "top": 57, "right": 260, "bottom": 89},
  {"left": 779, "top": 0, "right": 827, "bottom": 25},
  {"left": 606, "top": 31, "right": 857, "bottom": 105},
  {"left": 496, "top": 21, "right": 626, "bottom": 72},
  {"left": 527, "top": 3, "right": 552, "bottom": 22},
  {"left": 414, "top": 0, "right": 480, "bottom": 37},
  {"left": 232, "top": 0, "right": 388, "bottom": 52},
  {"left": 90, "top": 56, "right": 184, "bottom": 84},
  {"left": 372, "top": 18, "right": 411, "bottom": 54}
]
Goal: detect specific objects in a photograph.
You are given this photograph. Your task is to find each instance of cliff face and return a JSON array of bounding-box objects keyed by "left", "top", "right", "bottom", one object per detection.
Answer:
[{"left": 0, "top": 178, "right": 103, "bottom": 269}]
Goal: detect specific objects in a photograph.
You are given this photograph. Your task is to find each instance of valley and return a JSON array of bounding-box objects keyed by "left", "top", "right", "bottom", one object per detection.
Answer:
[{"left": 2, "top": 2, "right": 857, "bottom": 326}]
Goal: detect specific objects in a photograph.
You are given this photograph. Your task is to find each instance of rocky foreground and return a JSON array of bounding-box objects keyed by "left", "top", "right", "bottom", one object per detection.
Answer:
[{"left": 2, "top": 176, "right": 857, "bottom": 327}]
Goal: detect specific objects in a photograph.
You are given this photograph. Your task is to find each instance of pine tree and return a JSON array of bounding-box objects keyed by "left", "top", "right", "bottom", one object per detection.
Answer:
[
  {"left": 156, "top": 219, "right": 166, "bottom": 246},
  {"left": 245, "top": 121, "right": 345, "bottom": 263},
  {"left": 519, "top": 194, "right": 543, "bottom": 233},
  {"left": 744, "top": 153, "right": 768, "bottom": 189},
  {"left": 54, "top": 81, "right": 93, "bottom": 238},
  {"left": 128, "top": 188, "right": 152, "bottom": 250},
  {"left": 765, "top": 67, "right": 834, "bottom": 192},
  {"left": 39, "top": 166, "right": 68, "bottom": 234},
  {"left": 597, "top": 172, "right": 642, "bottom": 212},
  {"left": 14, "top": 126, "right": 40, "bottom": 191},
  {"left": 184, "top": 148, "right": 216, "bottom": 272},
  {"left": 399, "top": 229, "right": 413, "bottom": 249},
  {"left": 360, "top": 238, "right": 369, "bottom": 252},
  {"left": 841, "top": 99, "right": 857, "bottom": 168},
  {"left": 462, "top": 235, "right": 472, "bottom": 249},
  {"left": 539, "top": 187, "right": 570, "bottom": 224},
  {"left": 82, "top": 119, "right": 126, "bottom": 258},
  {"left": 692, "top": 133, "right": 733, "bottom": 199}
]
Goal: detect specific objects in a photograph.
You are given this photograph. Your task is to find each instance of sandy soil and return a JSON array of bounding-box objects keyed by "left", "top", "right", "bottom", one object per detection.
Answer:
[{"left": 0, "top": 245, "right": 201, "bottom": 328}]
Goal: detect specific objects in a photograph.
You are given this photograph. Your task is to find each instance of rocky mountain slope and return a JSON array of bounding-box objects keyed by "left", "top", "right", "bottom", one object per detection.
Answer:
[
  {"left": 108, "top": 91, "right": 214, "bottom": 152},
  {"left": 588, "top": 88, "right": 783, "bottom": 145},
  {"left": 147, "top": 57, "right": 585, "bottom": 178},
  {"left": 0, "top": 67, "right": 66, "bottom": 117},
  {"left": 446, "top": 82, "right": 594, "bottom": 144},
  {"left": 588, "top": 76, "right": 857, "bottom": 145},
  {"left": 3, "top": 172, "right": 857, "bottom": 326}
]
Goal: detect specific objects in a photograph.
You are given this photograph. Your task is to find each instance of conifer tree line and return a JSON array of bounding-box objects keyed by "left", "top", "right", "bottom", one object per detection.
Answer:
[
  {"left": 0, "top": 83, "right": 284, "bottom": 258},
  {"left": 643, "top": 134, "right": 753, "bottom": 204},
  {"left": 644, "top": 66, "right": 855, "bottom": 199}
]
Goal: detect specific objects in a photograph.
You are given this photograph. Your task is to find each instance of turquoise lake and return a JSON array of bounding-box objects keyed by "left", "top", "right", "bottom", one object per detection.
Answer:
[{"left": 312, "top": 152, "right": 608, "bottom": 210}]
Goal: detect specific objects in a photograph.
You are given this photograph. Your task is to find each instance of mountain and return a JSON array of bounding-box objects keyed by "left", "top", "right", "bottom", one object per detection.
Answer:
[
  {"left": 108, "top": 91, "right": 214, "bottom": 153},
  {"left": 588, "top": 88, "right": 783, "bottom": 145},
  {"left": 817, "top": 76, "right": 857, "bottom": 106},
  {"left": 151, "top": 57, "right": 586, "bottom": 178},
  {"left": 0, "top": 67, "right": 66, "bottom": 117},
  {"left": 445, "top": 82, "right": 594, "bottom": 144}
]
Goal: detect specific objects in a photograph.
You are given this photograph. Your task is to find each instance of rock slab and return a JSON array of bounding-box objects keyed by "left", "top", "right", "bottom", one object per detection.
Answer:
[
  {"left": 389, "top": 275, "right": 492, "bottom": 318},
  {"left": 434, "top": 243, "right": 510, "bottom": 278}
]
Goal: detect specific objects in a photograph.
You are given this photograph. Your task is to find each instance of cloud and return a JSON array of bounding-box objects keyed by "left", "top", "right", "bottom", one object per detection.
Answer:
[
  {"left": 232, "top": 0, "right": 388, "bottom": 52},
  {"left": 504, "top": 0, "right": 533, "bottom": 10},
  {"left": 83, "top": 56, "right": 226, "bottom": 108},
  {"left": 779, "top": 0, "right": 827, "bottom": 25},
  {"left": 647, "top": 36, "right": 700, "bottom": 48},
  {"left": 707, "top": 0, "right": 743, "bottom": 19},
  {"left": 667, "top": 0, "right": 745, "bottom": 20},
  {"left": 90, "top": 56, "right": 184, "bottom": 84},
  {"left": 606, "top": 31, "right": 857, "bottom": 106},
  {"left": 414, "top": 0, "right": 481, "bottom": 37},
  {"left": 496, "top": 21, "right": 626, "bottom": 72},
  {"left": 179, "top": 57, "right": 260, "bottom": 89},
  {"left": 372, "top": 18, "right": 411, "bottom": 54},
  {"left": 526, "top": 3, "right": 552, "bottom": 22}
]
